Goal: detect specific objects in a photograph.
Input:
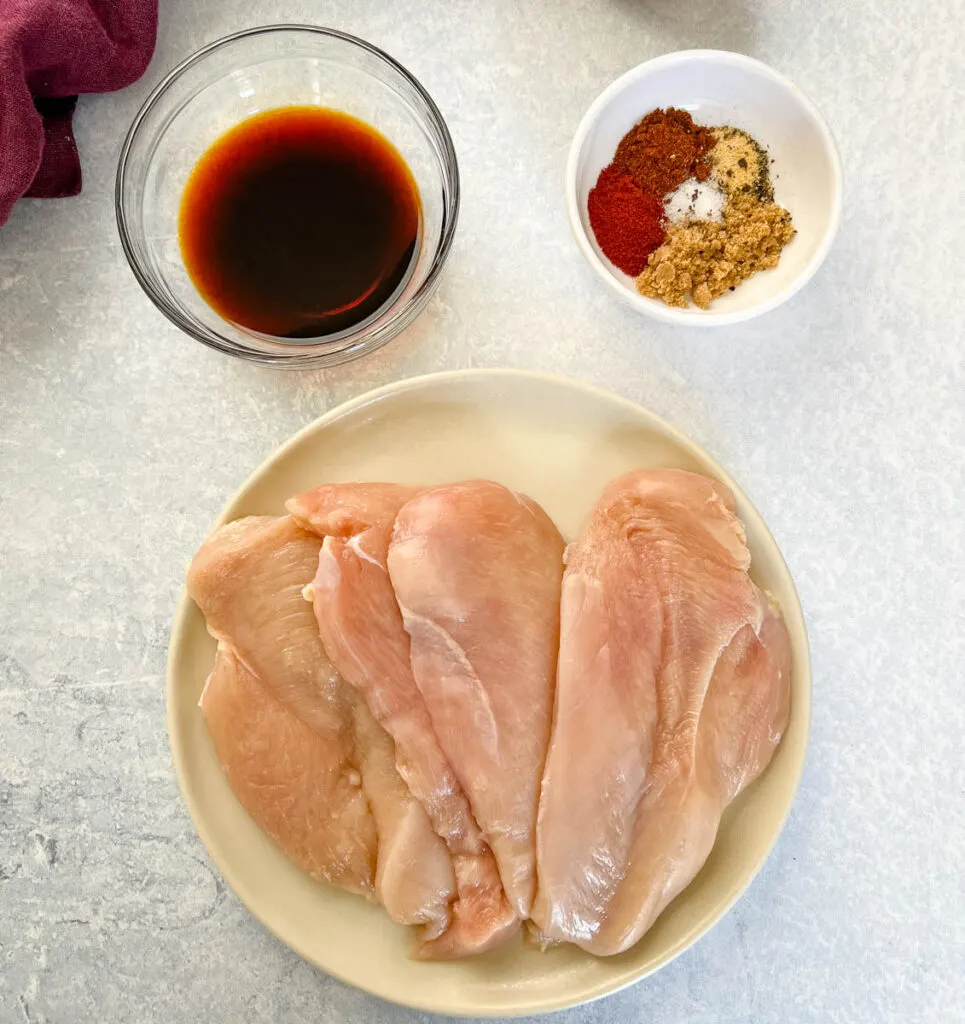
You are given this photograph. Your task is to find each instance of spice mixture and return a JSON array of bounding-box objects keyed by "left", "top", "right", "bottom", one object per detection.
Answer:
[{"left": 587, "top": 107, "right": 794, "bottom": 309}]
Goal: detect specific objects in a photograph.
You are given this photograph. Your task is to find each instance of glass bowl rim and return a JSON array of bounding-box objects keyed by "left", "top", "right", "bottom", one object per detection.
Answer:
[{"left": 114, "top": 23, "right": 461, "bottom": 367}]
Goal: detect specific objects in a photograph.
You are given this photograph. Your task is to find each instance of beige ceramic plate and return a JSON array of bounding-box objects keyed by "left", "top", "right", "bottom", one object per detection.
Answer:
[{"left": 167, "top": 369, "right": 811, "bottom": 1017}]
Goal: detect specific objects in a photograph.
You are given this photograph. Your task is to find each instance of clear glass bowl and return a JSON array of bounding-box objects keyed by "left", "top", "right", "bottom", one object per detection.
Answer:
[{"left": 116, "top": 25, "right": 460, "bottom": 368}]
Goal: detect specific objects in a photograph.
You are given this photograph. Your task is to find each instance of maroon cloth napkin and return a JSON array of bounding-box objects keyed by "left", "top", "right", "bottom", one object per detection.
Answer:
[{"left": 0, "top": 0, "right": 158, "bottom": 225}]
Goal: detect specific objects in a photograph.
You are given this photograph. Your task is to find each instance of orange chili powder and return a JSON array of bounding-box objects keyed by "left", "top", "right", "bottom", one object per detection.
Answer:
[{"left": 614, "top": 107, "right": 717, "bottom": 199}]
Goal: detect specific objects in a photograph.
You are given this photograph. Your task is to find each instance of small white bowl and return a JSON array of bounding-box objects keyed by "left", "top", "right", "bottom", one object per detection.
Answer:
[{"left": 565, "top": 50, "right": 843, "bottom": 326}]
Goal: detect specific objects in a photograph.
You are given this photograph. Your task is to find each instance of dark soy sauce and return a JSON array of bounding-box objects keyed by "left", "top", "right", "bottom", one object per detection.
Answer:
[{"left": 179, "top": 106, "right": 421, "bottom": 339}]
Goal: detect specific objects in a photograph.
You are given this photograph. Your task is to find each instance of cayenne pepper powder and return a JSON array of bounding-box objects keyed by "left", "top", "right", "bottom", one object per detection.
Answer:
[
  {"left": 587, "top": 165, "right": 666, "bottom": 276},
  {"left": 614, "top": 107, "right": 717, "bottom": 199}
]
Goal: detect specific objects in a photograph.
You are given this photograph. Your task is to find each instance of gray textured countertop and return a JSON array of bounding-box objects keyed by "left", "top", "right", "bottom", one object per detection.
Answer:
[{"left": 2, "top": 1, "right": 963, "bottom": 1021}]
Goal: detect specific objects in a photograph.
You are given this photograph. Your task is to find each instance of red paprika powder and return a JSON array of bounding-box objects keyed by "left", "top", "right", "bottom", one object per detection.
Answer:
[{"left": 587, "top": 164, "right": 666, "bottom": 276}]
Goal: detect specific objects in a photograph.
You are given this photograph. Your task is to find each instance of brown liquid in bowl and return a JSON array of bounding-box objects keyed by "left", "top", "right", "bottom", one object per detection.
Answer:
[{"left": 178, "top": 106, "right": 421, "bottom": 339}]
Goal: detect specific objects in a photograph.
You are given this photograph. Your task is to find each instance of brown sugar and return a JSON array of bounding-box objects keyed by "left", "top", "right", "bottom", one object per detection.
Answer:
[{"left": 635, "top": 194, "right": 796, "bottom": 309}]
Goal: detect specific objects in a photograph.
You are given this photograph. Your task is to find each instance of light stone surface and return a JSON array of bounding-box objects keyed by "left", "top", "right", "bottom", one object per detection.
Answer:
[{"left": 1, "top": 1, "right": 963, "bottom": 1021}]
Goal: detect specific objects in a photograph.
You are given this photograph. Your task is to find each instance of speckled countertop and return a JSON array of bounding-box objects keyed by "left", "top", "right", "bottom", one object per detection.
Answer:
[{"left": 1, "top": 1, "right": 963, "bottom": 1021}]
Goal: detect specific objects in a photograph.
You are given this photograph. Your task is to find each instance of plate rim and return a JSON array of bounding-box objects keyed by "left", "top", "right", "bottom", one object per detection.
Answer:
[{"left": 165, "top": 367, "right": 812, "bottom": 1016}]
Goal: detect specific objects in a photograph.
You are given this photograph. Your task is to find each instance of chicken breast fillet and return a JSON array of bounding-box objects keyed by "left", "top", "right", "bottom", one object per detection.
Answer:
[
  {"left": 288, "top": 483, "right": 518, "bottom": 958},
  {"left": 187, "top": 515, "right": 454, "bottom": 936},
  {"left": 387, "top": 481, "right": 565, "bottom": 920},
  {"left": 532, "top": 469, "right": 792, "bottom": 955}
]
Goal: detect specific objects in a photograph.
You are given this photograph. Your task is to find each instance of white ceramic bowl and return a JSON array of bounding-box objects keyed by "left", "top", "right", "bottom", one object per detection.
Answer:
[{"left": 566, "top": 50, "right": 843, "bottom": 326}]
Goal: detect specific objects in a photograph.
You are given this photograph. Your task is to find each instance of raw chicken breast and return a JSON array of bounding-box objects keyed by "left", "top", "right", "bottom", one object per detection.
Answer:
[
  {"left": 288, "top": 484, "right": 517, "bottom": 958},
  {"left": 532, "top": 469, "right": 792, "bottom": 955},
  {"left": 350, "top": 692, "right": 456, "bottom": 935},
  {"left": 387, "top": 481, "right": 565, "bottom": 919},
  {"left": 188, "top": 515, "right": 454, "bottom": 934},
  {"left": 200, "top": 645, "right": 375, "bottom": 892}
]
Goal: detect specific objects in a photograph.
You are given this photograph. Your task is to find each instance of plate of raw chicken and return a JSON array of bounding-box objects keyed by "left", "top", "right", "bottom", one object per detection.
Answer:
[{"left": 167, "top": 369, "right": 810, "bottom": 1016}]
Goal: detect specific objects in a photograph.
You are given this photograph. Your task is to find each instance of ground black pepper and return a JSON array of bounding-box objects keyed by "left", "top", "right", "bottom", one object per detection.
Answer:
[{"left": 708, "top": 126, "right": 774, "bottom": 202}]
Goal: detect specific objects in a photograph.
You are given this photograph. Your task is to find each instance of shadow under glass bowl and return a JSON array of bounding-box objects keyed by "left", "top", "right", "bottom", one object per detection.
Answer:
[{"left": 116, "top": 25, "right": 460, "bottom": 369}]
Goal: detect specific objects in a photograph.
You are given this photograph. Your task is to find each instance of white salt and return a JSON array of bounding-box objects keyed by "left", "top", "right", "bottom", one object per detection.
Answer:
[{"left": 664, "top": 178, "right": 726, "bottom": 224}]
